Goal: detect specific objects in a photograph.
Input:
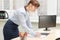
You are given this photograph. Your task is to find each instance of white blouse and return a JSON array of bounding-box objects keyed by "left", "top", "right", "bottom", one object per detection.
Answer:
[{"left": 9, "top": 7, "right": 35, "bottom": 36}]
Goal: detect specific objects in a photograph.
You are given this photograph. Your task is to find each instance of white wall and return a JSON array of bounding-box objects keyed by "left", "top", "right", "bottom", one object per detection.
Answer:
[
  {"left": 13, "top": 0, "right": 25, "bottom": 9},
  {"left": 0, "top": 0, "right": 2, "bottom": 10},
  {"left": 0, "top": 0, "right": 4, "bottom": 10},
  {"left": 10, "top": 0, "right": 13, "bottom": 10},
  {"left": 57, "top": 16, "right": 60, "bottom": 24},
  {"left": 47, "top": 0, "right": 60, "bottom": 24},
  {"left": 47, "top": 0, "right": 57, "bottom": 15},
  {"left": 0, "top": 0, "right": 13, "bottom": 10},
  {"left": 38, "top": 0, "right": 47, "bottom": 15},
  {"left": 4, "top": 0, "right": 10, "bottom": 9},
  {"left": 58, "top": 0, "right": 60, "bottom": 16},
  {"left": 57, "top": 0, "right": 60, "bottom": 24}
]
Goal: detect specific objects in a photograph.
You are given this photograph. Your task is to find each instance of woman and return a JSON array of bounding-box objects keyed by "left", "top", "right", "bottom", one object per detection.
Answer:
[{"left": 3, "top": 0, "right": 40, "bottom": 40}]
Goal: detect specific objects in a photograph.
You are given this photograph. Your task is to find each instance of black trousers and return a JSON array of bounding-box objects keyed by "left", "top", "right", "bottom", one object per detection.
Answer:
[{"left": 3, "top": 19, "right": 19, "bottom": 40}]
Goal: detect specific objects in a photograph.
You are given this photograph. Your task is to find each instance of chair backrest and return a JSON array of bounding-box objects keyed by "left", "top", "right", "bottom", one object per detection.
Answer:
[
  {"left": 56, "top": 38, "right": 60, "bottom": 40},
  {"left": 0, "top": 11, "right": 9, "bottom": 19}
]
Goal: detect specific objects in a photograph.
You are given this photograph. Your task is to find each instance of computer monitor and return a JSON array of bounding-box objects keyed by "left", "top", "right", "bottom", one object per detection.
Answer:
[{"left": 38, "top": 15, "right": 56, "bottom": 31}]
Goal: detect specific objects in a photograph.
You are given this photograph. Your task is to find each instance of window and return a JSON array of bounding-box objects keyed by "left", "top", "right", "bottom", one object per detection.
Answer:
[
  {"left": 4, "top": 0, "right": 10, "bottom": 10},
  {"left": 58, "top": 0, "right": 60, "bottom": 16}
]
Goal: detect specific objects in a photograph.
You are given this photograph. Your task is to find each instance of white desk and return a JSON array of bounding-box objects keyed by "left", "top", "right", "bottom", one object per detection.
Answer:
[{"left": 26, "top": 28, "right": 60, "bottom": 40}]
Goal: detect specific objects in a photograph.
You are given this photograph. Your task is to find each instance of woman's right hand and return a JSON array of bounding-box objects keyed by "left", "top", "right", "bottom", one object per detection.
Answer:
[{"left": 35, "top": 32, "right": 40, "bottom": 37}]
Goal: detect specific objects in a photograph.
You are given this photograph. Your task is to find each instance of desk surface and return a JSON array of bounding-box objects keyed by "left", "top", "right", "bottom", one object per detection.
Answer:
[{"left": 26, "top": 28, "right": 60, "bottom": 40}]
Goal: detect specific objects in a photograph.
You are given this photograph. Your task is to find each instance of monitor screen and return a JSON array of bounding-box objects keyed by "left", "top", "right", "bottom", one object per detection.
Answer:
[{"left": 38, "top": 15, "right": 56, "bottom": 28}]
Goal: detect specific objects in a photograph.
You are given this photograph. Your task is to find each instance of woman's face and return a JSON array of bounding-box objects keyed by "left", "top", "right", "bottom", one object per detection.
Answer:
[{"left": 29, "top": 4, "right": 37, "bottom": 12}]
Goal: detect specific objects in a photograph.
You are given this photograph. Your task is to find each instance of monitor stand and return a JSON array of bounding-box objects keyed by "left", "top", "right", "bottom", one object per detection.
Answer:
[
  {"left": 41, "top": 27, "right": 50, "bottom": 36},
  {"left": 44, "top": 27, "right": 50, "bottom": 31}
]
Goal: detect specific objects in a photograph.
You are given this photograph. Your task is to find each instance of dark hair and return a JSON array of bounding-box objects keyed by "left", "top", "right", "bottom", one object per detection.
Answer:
[{"left": 27, "top": 0, "right": 40, "bottom": 8}]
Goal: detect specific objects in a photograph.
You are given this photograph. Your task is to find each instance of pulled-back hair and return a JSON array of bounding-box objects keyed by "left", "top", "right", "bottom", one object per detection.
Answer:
[{"left": 27, "top": 0, "right": 40, "bottom": 8}]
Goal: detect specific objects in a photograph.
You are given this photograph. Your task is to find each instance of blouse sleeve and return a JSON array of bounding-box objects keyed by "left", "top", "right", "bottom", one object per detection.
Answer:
[
  {"left": 17, "top": 12, "right": 35, "bottom": 36},
  {"left": 26, "top": 17, "right": 32, "bottom": 29}
]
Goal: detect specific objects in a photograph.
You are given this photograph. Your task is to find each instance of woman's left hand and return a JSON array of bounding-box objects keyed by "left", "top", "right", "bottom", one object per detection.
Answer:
[
  {"left": 11, "top": 37, "right": 20, "bottom": 40},
  {"left": 35, "top": 32, "right": 40, "bottom": 37}
]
